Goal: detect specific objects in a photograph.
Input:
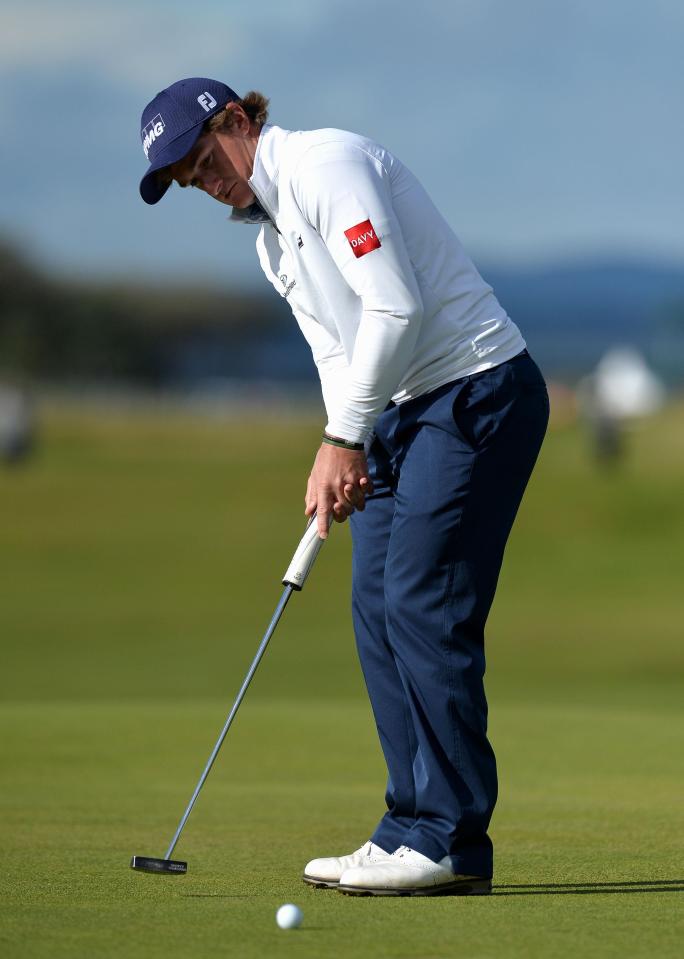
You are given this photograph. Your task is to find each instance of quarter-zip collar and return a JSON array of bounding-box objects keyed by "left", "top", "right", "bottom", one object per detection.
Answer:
[
  {"left": 229, "top": 201, "right": 271, "bottom": 225},
  {"left": 230, "top": 123, "right": 290, "bottom": 227}
]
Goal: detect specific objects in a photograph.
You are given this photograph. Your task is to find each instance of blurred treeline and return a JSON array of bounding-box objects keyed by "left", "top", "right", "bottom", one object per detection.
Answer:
[
  {"left": 0, "top": 237, "right": 301, "bottom": 387},
  {"left": 2, "top": 234, "right": 684, "bottom": 387}
]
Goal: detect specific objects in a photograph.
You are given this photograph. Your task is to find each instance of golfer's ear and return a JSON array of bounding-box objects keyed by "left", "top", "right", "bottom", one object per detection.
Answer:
[{"left": 225, "top": 102, "right": 250, "bottom": 133}]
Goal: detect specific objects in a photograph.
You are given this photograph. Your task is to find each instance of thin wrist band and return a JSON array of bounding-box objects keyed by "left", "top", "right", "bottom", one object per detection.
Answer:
[{"left": 322, "top": 432, "right": 365, "bottom": 451}]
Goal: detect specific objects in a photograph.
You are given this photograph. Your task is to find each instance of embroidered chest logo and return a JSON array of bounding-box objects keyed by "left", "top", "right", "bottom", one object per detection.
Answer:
[
  {"left": 279, "top": 273, "right": 297, "bottom": 299},
  {"left": 344, "top": 219, "right": 381, "bottom": 258}
]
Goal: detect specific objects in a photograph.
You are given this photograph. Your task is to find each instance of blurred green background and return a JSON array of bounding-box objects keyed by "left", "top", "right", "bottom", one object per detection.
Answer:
[{"left": 2, "top": 403, "right": 683, "bottom": 709}]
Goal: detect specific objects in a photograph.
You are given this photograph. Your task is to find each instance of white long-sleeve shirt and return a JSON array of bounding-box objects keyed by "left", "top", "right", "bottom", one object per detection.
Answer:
[{"left": 236, "top": 124, "right": 525, "bottom": 444}]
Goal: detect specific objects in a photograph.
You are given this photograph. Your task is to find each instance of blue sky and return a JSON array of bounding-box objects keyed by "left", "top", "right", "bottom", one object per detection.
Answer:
[{"left": 0, "top": 0, "right": 681, "bottom": 287}]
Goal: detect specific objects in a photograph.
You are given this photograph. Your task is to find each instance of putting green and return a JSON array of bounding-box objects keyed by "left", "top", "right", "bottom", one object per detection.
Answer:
[
  {"left": 1, "top": 700, "right": 682, "bottom": 958},
  {"left": 1, "top": 404, "right": 683, "bottom": 957}
]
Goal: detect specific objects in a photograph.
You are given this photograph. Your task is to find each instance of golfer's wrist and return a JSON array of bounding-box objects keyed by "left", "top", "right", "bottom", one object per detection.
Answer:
[{"left": 322, "top": 431, "right": 365, "bottom": 452}]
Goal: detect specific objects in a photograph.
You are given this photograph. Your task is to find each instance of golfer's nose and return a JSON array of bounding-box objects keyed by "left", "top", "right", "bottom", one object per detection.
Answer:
[
  {"left": 198, "top": 172, "right": 221, "bottom": 196},
  {"left": 208, "top": 176, "right": 223, "bottom": 198}
]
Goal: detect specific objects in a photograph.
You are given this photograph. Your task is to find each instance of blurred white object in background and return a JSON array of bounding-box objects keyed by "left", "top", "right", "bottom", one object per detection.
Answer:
[
  {"left": 576, "top": 347, "right": 666, "bottom": 467},
  {"left": 592, "top": 347, "right": 665, "bottom": 419},
  {"left": 0, "top": 383, "right": 35, "bottom": 465}
]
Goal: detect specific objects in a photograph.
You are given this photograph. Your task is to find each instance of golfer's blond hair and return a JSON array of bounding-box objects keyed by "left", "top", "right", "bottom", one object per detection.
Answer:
[{"left": 206, "top": 91, "right": 270, "bottom": 132}]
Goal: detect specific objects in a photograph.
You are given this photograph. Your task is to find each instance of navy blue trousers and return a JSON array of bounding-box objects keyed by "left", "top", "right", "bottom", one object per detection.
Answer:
[{"left": 349, "top": 351, "right": 549, "bottom": 878}]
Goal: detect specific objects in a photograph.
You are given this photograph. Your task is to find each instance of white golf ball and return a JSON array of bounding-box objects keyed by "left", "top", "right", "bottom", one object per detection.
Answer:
[{"left": 276, "top": 903, "right": 303, "bottom": 930}]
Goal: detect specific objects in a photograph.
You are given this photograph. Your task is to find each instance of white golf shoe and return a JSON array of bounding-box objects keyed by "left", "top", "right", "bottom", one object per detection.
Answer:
[
  {"left": 338, "top": 845, "right": 492, "bottom": 896},
  {"left": 303, "top": 840, "right": 392, "bottom": 888}
]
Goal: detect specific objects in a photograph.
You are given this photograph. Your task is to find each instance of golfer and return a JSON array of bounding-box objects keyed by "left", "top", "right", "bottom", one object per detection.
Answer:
[{"left": 138, "top": 78, "right": 549, "bottom": 896}]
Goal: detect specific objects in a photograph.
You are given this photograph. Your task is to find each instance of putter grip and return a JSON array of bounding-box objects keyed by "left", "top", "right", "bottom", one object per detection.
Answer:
[{"left": 282, "top": 515, "right": 330, "bottom": 590}]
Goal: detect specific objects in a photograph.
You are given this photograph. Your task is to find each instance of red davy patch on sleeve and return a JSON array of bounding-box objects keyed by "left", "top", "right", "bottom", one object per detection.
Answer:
[{"left": 344, "top": 219, "right": 381, "bottom": 258}]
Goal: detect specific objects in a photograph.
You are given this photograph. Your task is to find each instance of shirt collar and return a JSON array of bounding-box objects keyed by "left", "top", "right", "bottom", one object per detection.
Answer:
[
  {"left": 229, "top": 200, "right": 271, "bottom": 225},
  {"left": 229, "top": 123, "right": 289, "bottom": 225}
]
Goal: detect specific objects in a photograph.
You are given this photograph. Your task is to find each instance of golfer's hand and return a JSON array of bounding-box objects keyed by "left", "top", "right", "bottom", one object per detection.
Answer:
[{"left": 305, "top": 444, "right": 374, "bottom": 538}]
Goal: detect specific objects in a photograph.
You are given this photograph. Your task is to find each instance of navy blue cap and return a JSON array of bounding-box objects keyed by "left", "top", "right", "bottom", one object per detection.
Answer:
[{"left": 139, "top": 78, "right": 240, "bottom": 204}]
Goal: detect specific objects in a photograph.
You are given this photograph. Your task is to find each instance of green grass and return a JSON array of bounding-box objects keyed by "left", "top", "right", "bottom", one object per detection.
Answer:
[{"left": 1, "top": 401, "right": 683, "bottom": 957}]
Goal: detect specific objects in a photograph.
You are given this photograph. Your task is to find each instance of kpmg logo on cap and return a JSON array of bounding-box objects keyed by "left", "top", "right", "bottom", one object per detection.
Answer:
[
  {"left": 197, "top": 92, "right": 217, "bottom": 112},
  {"left": 142, "top": 114, "right": 165, "bottom": 158}
]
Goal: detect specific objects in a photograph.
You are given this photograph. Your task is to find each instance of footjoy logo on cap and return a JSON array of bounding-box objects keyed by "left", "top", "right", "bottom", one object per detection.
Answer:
[
  {"left": 197, "top": 92, "right": 217, "bottom": 112},
  {"left": 142, "top": 114, "right": 165, "bottom": 158},
  {"left": 344, "top": 219, "right": 381, "bottom": 258}
]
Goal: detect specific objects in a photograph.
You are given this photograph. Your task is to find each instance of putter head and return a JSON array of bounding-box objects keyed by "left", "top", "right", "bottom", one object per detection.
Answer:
[{"left": 130, "top": 855, "right": 188, "bottom": 875}]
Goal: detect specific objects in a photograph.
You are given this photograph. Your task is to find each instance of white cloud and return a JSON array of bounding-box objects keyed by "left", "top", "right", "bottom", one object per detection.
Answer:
[
  {"left": 0, "top": 0, "right": 332, "bottom": 90},
  {"left": 0, "top": 2, "right": 249, "bottom": 90}
]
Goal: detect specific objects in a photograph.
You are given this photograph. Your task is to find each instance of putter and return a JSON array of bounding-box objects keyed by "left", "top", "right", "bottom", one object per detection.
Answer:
[{"left": 131, "top": 514, "right": 329, "bottom": 875}]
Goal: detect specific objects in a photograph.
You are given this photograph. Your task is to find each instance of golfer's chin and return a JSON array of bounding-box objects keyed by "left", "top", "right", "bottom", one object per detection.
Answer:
[{"left": 215, "top": 186, "right": 255, "bottom": 209}]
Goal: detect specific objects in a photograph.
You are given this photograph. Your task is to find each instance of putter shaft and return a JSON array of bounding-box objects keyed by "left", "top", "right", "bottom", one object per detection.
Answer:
[{"left": 163, "top": 584, "right": 294, "bottom": 860}]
